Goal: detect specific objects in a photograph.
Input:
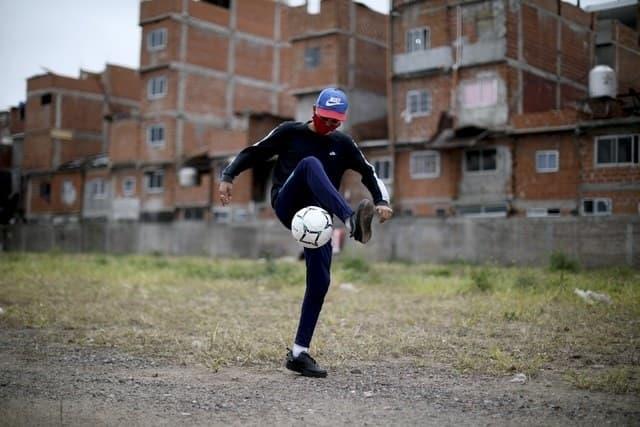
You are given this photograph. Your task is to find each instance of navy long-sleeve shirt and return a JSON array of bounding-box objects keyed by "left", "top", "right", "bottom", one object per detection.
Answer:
[{"left": 222, "top": 121, "right": 390, "bottom": 208}]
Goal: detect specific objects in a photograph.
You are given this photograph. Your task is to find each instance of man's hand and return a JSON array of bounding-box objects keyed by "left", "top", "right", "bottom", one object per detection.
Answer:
[
  {"left": 376, "top": 204, "right": 393, "bottom": 223},
  {"left": 219, "top": 181, "right": 233, "bottom": 206}
]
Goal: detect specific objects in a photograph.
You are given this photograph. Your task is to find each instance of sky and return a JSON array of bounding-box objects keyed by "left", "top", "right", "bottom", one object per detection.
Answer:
[{"left": 0, "top": 0, "right": 610, "bottom": 111}]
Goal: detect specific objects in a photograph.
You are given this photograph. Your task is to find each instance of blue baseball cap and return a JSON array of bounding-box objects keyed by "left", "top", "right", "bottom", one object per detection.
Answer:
[{"left": 315, "top": 88, "right": 348, "bottom": 121}]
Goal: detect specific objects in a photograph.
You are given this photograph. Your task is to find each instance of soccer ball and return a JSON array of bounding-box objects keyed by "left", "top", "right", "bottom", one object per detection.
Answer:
[{"left": 291, "top": 206, "right": 333, "bottom": 249}]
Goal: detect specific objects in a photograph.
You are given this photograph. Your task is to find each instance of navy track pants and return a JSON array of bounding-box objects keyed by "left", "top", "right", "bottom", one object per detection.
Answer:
[{"left": 274, "top": 156, "right": 355, "bottom": 348}]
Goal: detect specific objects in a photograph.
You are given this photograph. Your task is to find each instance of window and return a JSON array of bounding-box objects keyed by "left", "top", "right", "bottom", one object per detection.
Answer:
[
  {"left": 147, "top": 28, "right": 167, "bottom": 51},
  {"left": 461, "top": 77, "right": 498, "bottom": 108},
  {"left": 122, "top": 177, "right": 136, "bottom": 197},
  {"left": 184, "top": 207, "right": 205, "bottom": 221},
  {"left": 88, "top": 178, "right": 106, "bottom": 199},
  {"left": 147, "top": 124, "right": 165, "bottom": 149},
  {"left": 458, "top": 204, "right": 508, "bottom": 218},
  {"left": 536, "top": 150, "right": 559, "bottom": 173},
  {"left": 145, "top": 170, "right": 164, "bottom": 193},
  {"left": 410, "top": 151, "right": 440, "bottom": 178},
  {"left": 41, "top": 93, "right": 52, "bottom": 105},
  {"left": 147, "top": 76, "right": 167, "bottom": 99},
  {"left": 595, "top": 135, "right": 639, "bottom": 166},
  {"left": 39, "top": 181, "right": 51, "bottom": 202},
  {"left": 62, "top": 180, "right": 77, "bottom": 205},
  {"left": 526, "top": 208, "right": 561, "bottom": 218},
  {"left": 202, "top": 0, "right": 230, "bottom": 8},
  {"left": 372, "top": 157, "right": 393, "bottom": 183},
  {"left": 406, "top": 27, "right": 430, "bottom": 53},
  {"left": 582, "top": 198, "right": 611, "bottom": 216},
  {"left": 407, "top": 90, "right": 431, "bottom": 116},
  {"left": 212, "top": 207, "right": 231, "bottom": 223},
  {"left": 465, "top": 149, "right": 497, "bottom": 172},
  {"left": 304, "top": 47, "right": 321, "bottom": 69}
]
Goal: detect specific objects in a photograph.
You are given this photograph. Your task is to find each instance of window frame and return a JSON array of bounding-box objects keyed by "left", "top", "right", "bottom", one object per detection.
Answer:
[
  {"left": 406, "top": 27, "right": 430, "bottom": 53},
  {"left": 61, "top": 180, "right": 77, "bottom": 205},
  {"left": 147, "top": 28, "right": 167, "bottom": 52},
  {"left": 145, "top": 170, "right": 164, "bottom": 194},
  {"left": 122, "top": 176, "right": 136, "bottom": 197},
  {"left": 457, "top": 204, "right": 508, "bottom": 218},
  {"left": 183, "top": 207, "right": 205, "bottom": 221},
  {"left": 371, "top": 156, "right": 393, "bottom": 184},
  {"left": 526, "top": 207, "right": 561, "bottom": 218},
  {"left": 581, "top": 197, "right": 612, "bottom": 216},
  {"left": 147, "top": 76, "right": 167, "bottom": 100},
  {"left": 594, "top": 134, "right": 639, "bottom": 167},
  {"left": 410, "top": 150, "right": 440, "bottom": 179},
  {"left": 460, "top": 77, "right": 499, "bottom": 109},
  {"left": 464, "top": 148, "right": 498, "bottom": 173},
  {"left": 406, "top": 89, "right": 431, "bottom": 117},
  {"left": 41, "top": 93, "right": 52, "bottom": 106},
  {"left": 303, "top": 46, "right": 321, "bottom": 69},
  {"left": 39, "top": 181, "right": 51, "bottom": 202},
  {"left": 212, "top": 207, "right": 231, "bottom": 223},
  {"left": 147, "top": 124, "right": 166, "bottom": 149},
  {"left": 88, "top": 178, "right": 107, "bottom": 200},
  {"left": 535, "top": 150, "right": 559, "bottom": 173}
]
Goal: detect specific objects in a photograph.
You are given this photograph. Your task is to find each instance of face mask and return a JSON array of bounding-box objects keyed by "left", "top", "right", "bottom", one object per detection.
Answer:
[{"left": 312, "top": 114, "right": 340, "bottom": 135}]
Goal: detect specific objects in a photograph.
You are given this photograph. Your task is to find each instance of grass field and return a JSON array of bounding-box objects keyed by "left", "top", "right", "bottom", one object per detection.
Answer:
[{"left": 1, "top": 252, "right": 638, "bottom": 394}]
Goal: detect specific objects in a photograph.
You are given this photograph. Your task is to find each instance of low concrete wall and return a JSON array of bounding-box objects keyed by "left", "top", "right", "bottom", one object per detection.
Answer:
[{"left": 1, "top": 217, "right": 638, "bottom": 268}]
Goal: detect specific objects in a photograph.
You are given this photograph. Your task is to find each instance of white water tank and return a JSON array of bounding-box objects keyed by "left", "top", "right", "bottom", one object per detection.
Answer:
[
  {"left": 307, "top": 0, "right": 321, "bottom": 14},
  {"left": 179, "top": 167, "right": 197, "bottom": 187},
  {"left": 588, "top": 65, "right": 617, "bottom": 98}
]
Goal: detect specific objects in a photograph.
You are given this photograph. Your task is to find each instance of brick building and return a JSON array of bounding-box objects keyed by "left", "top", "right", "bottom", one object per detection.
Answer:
[
  {"left": 10, "top": 0, "right": 638, "bottom": 225},
  {"left": 387, "top": 0, "right": 639, "bottom": 218},
  {"left": 22, "top": 65, "right": 140, "bottom": 222},
  {"left": 125, "top": 0, "right": 297, "bottom": 223},
  {"left": 109, "top": 0, "right": 388, "bottom": 223},
  {"left": 287, "top": 0, "right": 389, "bottom": 206}
]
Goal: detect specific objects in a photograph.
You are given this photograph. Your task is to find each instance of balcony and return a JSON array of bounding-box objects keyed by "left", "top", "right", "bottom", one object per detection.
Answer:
[
  {"left": 393, "top": 46, "right": 453, "bottom": 75},
  {"left": 393, "top": 37, "right": 507, "bottom": 76},
  {"left": 459, "top": 38, "right": 506, "bottom": 67}
]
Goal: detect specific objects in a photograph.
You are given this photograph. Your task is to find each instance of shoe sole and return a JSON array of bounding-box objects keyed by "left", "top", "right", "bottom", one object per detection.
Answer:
[
  {"left": 285, "top": 361, "right": 327, "bottom": 378},
  {"left": 356, "top": 200, "right": 374, "bottom": 244}
]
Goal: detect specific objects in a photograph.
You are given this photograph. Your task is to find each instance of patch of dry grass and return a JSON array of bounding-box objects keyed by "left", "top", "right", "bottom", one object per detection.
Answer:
[{"left": 0, "top": 253, "right": 638, "bottom": 394}]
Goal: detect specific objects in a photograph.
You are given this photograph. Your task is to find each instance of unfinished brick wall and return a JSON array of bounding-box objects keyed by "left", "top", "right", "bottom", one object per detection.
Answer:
[
  {"left": 139, "top": 117, "right": 176, "bottom": 163},
  {"left": 60, "top": 96, "right": 103, "bottom": 133},
  {"left": 108, "top": 118, "right": 141, "bottom": 164},
  {"left": 393, "top": 75, "right": 451, "bottom": 143},
  {"left": 186, "top": 27, "right": 229, "bottom": 71},
  {"left": 393, "top": 148, "right": 461, "bottom": 216},
  {"left": 28, "top": 171, "right": 84, "bottom": 216},
  {"left": 236, "top": 0, "right": 277, "bottom": 38},
  {"left": 22, "top": 133, "right": 52, "bottom": 170},
  {"left": 140, "top": 20, "right": 181, "bottom": 69},
  {"left": 513, "top": 133, "right": 581, "bottom": 201}
]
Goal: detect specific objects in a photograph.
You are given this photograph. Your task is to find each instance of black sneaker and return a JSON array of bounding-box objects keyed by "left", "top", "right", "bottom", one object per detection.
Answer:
[
  {"left": 285, "top": 349, "right": 327, "bottom": 378},
  {"left": 349, "top": 199, "right": 374, "bottom": 244}
]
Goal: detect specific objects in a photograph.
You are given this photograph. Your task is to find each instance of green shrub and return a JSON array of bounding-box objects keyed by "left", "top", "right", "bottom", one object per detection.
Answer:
[
  {"left": 470, "top": 268, "right": 492, "bottom": 292},
  {"left": 549, "top": 251, "right": 580, "bottom": 272}
]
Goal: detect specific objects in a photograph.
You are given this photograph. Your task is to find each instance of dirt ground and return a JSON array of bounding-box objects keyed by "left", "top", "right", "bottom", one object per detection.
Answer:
[{"left": 1, "top": 330, "right": 638, "bottom": 426}]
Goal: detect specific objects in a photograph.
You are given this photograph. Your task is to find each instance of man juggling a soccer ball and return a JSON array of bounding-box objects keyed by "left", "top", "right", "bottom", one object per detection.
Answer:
[{"left": 218, "top": 87, "right": 393, "bottom": 377}]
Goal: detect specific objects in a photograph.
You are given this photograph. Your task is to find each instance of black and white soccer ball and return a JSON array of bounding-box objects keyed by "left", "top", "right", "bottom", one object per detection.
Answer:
[{"left": 291, "top": 206, "right": 333, "bottom": 249}]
